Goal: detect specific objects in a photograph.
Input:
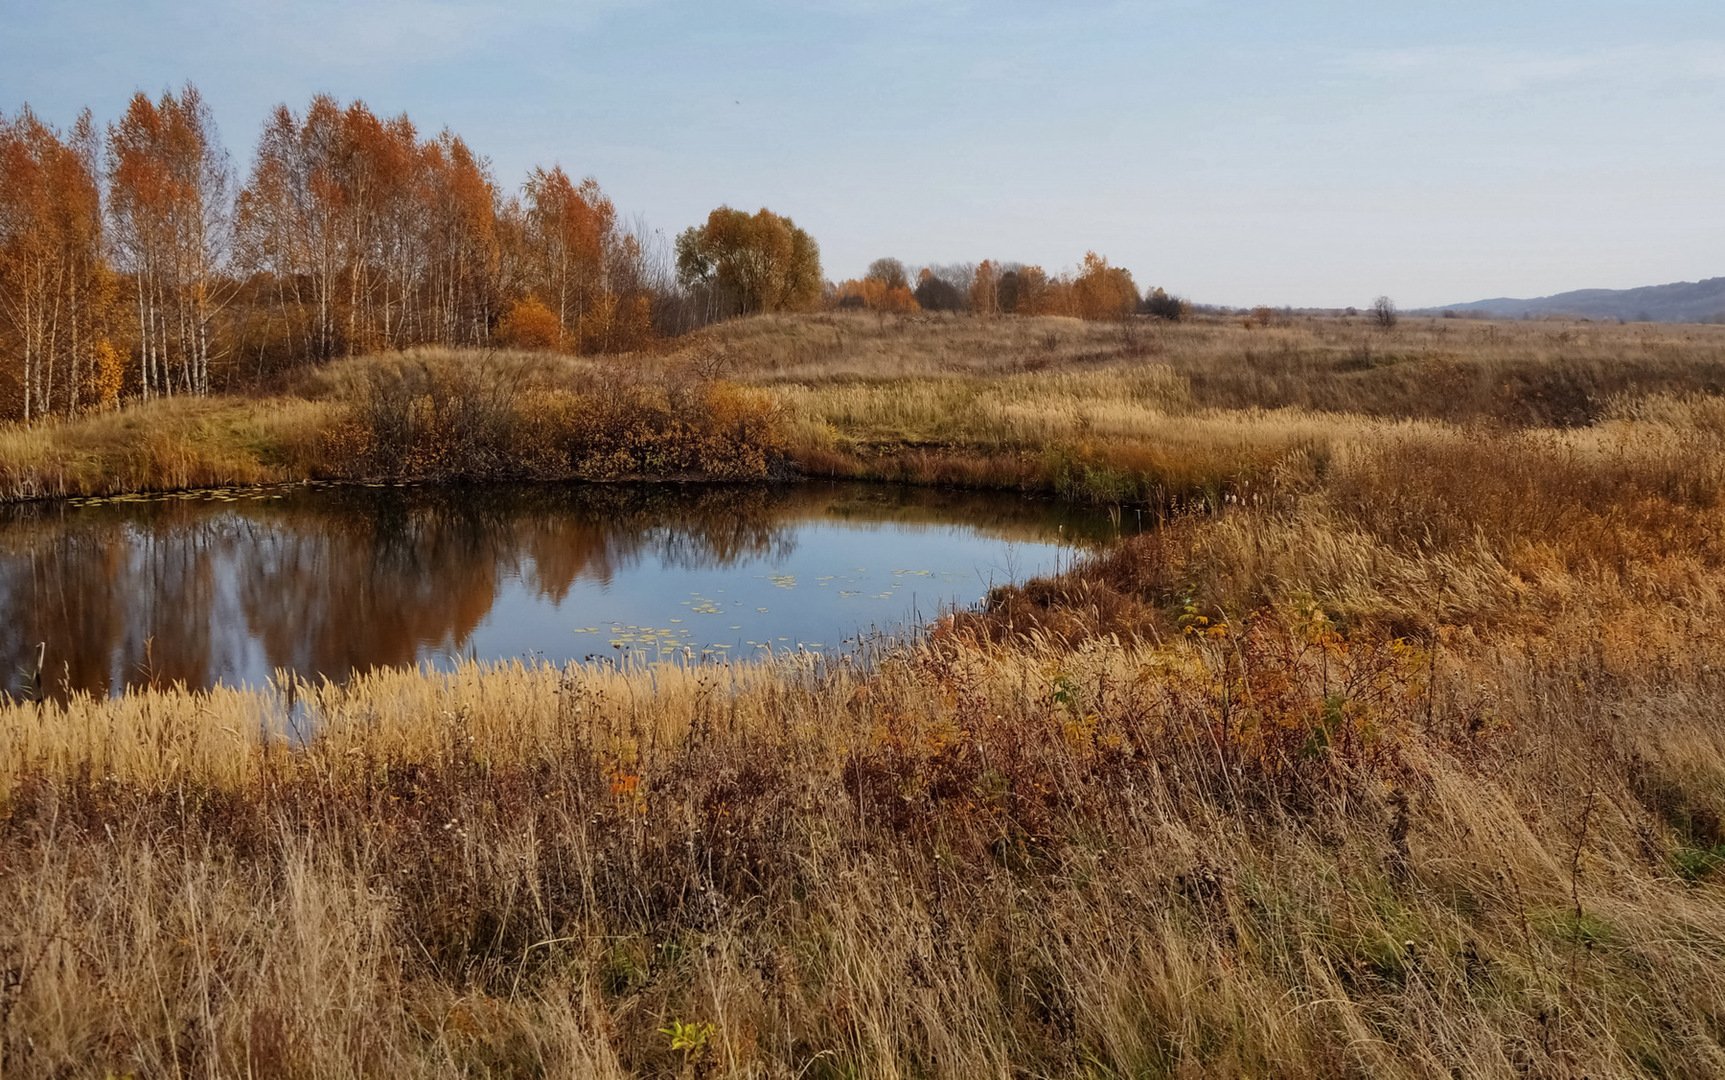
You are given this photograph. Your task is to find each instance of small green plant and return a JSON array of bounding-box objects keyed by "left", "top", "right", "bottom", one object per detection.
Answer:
[
  {"left": 1674, "top": 843, "right": 1725, "bottom": 883},
  {"left": 661, "top": 1017, "right": 715, "bottom": 1057},
  {"left": 1050, "top": 672, "right": 1078, "bottom": 710}
]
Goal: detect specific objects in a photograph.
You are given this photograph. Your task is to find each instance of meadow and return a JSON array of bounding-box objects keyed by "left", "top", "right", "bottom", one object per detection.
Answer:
[{"left": 3, "top": 313, "right": 1725, "bottom": 1077}]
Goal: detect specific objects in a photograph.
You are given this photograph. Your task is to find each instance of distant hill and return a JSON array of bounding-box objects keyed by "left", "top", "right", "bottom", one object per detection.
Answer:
[{"left": 1428, "top": 277, "right": 1725, "bottom": 324}]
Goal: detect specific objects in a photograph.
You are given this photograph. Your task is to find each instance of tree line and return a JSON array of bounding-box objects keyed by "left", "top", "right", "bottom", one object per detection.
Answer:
[
  {"left": 1, "top": 83, "right": 1185, "bottom": 424},
  {"left": 833, "top": 253, "right": 1188, "bottom": 322},
  {"left": 0, "top": 86, "right": 822, "bottom": 422}
]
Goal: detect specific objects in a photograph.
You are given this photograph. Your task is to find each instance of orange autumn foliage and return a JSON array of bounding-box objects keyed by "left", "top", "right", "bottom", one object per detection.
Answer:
[
  {"left": 0, "top": 106, "right": 114, "bottom": 421},
  {"left": 495, "top": 297, "right": 562, "bottom": 350},
  {"left": 833, "top": 278, "right": 921, "bottom": 314},
  {"left": 1071, "top": 251, "right": 1140, "bottom": 321}
]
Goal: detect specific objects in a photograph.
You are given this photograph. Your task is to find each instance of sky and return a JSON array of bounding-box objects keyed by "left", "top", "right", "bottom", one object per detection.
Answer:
[{"left": 2, "top": 0, "right": 1722, "bottom": 308}]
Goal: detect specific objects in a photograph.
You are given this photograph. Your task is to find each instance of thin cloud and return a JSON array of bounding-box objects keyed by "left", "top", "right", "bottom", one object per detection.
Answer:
[
  {"left": 1344, "top": 41, "right": 1725, "bottom": 95},
  {"left": 207, "top": 0, "right": 656, "bottom": 72}
]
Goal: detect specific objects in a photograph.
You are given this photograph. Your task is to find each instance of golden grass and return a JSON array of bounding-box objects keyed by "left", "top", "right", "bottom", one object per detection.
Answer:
[
  {"left": 4, "top": 620, "right": 1724, "bottom": 1075},
  {"left": 685, "top": 311, "right": 1725, "bottom": 505},
  {"left": 0, "top": 395, "right": 328, "bottom": 500},
  {"left": 715, "top": 311, "right": 1725, "bottom": 419},
  {"left": 0, "top": 348, "right": 788, "bottom": 501},
  {"left": 5, "top": 313, "right": 1725, "bottom": 1075}
]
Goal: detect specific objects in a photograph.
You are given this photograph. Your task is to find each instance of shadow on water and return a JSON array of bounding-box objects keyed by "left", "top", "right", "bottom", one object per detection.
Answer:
[{"left": 0, "top": 481, "right": 1128, "bottom": 699}]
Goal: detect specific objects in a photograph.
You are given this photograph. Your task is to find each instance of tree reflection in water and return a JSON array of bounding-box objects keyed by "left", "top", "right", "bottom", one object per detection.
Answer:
[{"left": 0, "top": 482, "right": 1116, "bottom": 698}]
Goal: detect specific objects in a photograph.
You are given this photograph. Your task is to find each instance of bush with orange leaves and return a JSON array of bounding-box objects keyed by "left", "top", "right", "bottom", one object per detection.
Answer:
[
  {"left": 495, "top": 297, "right": 563, "bottom": 351},
  {"left": 831, "top": 278, "right": 920, "bottom": 314}
]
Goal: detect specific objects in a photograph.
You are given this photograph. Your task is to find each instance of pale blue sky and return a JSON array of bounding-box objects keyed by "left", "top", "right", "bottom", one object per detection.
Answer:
[{"left": 3, "top": 0, "right": 1721, "bottom": 307}]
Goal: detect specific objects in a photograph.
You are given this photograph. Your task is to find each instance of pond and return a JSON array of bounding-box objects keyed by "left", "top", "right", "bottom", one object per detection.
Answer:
[{"left": 0, "top": 482, "right": 1132, "bottom": 698}]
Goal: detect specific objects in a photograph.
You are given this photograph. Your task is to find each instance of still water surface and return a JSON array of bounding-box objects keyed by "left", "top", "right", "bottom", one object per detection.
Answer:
[{"left": 0, "top": 482, "right": 1124, "bottom": 697}]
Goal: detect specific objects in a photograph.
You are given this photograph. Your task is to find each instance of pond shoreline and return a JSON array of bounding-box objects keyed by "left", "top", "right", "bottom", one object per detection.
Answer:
[
  {"left": 1, "top": 470, "right": 1133, "bottom": 518},
  {"left": 1, "top": 478, "right": 1115, "bottom": 699},
  {"left": 5, "top": 473, "right": 781, "bottom": 510},
  {"left": 0, "top": 456, "right": 1175, "bottom": 512}
]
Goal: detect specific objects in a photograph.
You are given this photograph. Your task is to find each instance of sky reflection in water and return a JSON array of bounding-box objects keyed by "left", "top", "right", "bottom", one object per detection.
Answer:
[{"left": 0, "top": 482, "right": 1126, "bottom": 697}]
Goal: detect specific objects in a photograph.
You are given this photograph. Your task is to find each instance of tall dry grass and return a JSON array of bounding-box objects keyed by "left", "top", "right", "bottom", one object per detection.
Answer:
[
  {"left": 0, "top": 396, "right": 327, "bottom": 501},
  {"left": 702, "top": 311, "right": 1725, "bottom": 504},
  {"left": 0, "top": 348, "right": 789, "bottom": 501},
  {"left": 5, "top": 313, "right": 1725, "bottom": 1075},
  {"left": 318, "top": 351, "right": 787, "bottom": 483},
  {"left": 718, "top": 311, "right": 1725, "bottom": 426},
  {"left": 3, "top": 618, "right": 1723, "bottom": 1076},
  {"left": 963, "top": 395, "right": 1725, "bottom": 644}
]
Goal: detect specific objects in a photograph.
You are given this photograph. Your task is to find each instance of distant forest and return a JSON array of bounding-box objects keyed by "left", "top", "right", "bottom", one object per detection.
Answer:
[{"left": 0, "top": 85, "right": 1185, "bottom": 423}]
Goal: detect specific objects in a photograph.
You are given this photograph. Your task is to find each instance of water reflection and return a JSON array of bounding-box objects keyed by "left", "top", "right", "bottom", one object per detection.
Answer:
[{"left": 0, "top": 482, "right": 1118, "bottom": 698}]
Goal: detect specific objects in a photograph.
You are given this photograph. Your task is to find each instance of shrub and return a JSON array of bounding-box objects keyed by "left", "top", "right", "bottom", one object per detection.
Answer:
[
  {"left": 322, "top": 357, "right": 787, "bottom": 484},
  {"left": 495, "top": 297, "right": 563, "bottom": 351},
  {"left": 1142, "top": 287, "right": 1188, "bottom": 321}
]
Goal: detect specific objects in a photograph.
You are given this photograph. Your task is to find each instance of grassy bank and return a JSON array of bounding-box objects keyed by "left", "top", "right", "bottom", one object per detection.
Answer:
[
  {"left": 0, "top": 350, "right": 787, "bottom": 502},
  {"left": 7, "top": 312, "right": 1725, "bottom": 507},
  {"left": 3, "top": 313, "right": 1725, "bottom": 1076}
]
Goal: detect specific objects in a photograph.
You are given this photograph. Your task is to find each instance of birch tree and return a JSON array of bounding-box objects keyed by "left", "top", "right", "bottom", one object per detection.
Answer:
[
  {"left": 106, "top": 85, "right": 233, "bottom": 398},
  {"left": 0, "top": 107, "right": 116, "bottom": 420}
]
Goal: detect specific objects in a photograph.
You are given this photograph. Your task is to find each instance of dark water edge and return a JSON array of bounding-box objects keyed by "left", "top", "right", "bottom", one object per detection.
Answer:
[{"left": 0, "top": 481, "right": 1128, "bottom": 699}]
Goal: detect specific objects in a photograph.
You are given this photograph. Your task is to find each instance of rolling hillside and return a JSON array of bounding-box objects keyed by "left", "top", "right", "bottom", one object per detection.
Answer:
[{"left": 1432, "top": 276, "right": 1725, "bottom": 323}]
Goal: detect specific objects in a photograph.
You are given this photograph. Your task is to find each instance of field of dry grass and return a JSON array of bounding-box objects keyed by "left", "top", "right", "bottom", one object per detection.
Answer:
[
  {"left": 3, "top": 312, "right": 1725, "bottom": 1076},
  {"left": 722, "top": 311, "right": 1725, "bottom": 504},
  {"left": 717, "top": 311, "right": 1725, "bottom": 425},
  {"left": 7, "top": 311, "right": 1724, "bottom": 507}
]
